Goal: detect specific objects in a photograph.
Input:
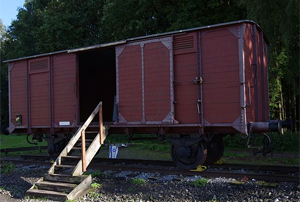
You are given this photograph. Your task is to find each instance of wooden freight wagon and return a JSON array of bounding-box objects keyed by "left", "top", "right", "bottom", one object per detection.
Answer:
[{"left": 4, "top": 20, "right": 280, "bottom": 169}]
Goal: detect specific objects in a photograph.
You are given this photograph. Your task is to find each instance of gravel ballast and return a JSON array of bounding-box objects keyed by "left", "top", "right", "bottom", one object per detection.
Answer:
[{"left": 0, "top": 163, "right": 299, "bottom": 202}]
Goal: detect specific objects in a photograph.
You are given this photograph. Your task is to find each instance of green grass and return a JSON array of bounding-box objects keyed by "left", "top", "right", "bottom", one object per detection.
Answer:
[
  {"left": 223, "top": 147, "right": 299, "bottom": 165},
  {"left": 0, "top": 162, "right": 15, "bottom": 174},
  {"left": 0, "top": 132, "right": 298, "bottom": 166},
  {"left": 0, "top": 134, "right": 47, "bottom": 156},
  {"left": 98, "top": 133, "right": 172, "bottom": 160},
  {"left": 0, "top": 134, "right": 47, "bottom": 148}
]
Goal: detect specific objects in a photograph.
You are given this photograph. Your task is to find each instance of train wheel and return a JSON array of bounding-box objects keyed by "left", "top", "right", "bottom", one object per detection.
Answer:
[
  {"left": 205, "top": 136, "right": 224, "bottom": 164},
  {"left": 171, "top": 141, "right": 207, "bottom": 169}
]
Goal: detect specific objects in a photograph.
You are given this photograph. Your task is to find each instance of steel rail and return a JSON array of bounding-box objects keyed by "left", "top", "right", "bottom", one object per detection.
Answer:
[
  {"left": 2, "top": 156, "right": 299, "bottom": 183},
  {"left": 19, "top": 154, "right": 299, "bottom": 173}
]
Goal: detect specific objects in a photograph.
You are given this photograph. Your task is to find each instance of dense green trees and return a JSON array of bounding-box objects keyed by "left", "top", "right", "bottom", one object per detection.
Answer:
[{"left": 0, "top": 0, "right": 299, "bottom": 131}]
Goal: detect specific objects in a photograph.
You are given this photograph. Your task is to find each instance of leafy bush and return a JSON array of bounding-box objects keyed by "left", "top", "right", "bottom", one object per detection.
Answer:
[
  {"left": 269, "top": 132, "right": 300, "bottom": 152},
  {"left": 190, "top": 178, "right": 208, "bottom": 187},
  {"left": 223, "top": 134, "right": 246, "bottom": 149},
  {"left": 131, "top": 178, "right": 146, "bottom": 186},
  {"left": 90, "top": 182, "right": 101, "bottom": 189}
]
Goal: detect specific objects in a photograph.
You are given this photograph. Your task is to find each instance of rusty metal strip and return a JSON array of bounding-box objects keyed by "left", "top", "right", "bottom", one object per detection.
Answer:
[
  {"left": 197, "top": 31, "right": 204, "bottom": 133},
  {"left": 26, "top": 60, "right": 31, "bottom": 134},
  {"left": 238, "top": 24, "right": 247, "bottom": 134},
  {"left": 162, "top": 38, "right": 175, "bottom": 124},
  {"left": 115, "top": 46, "right": 124, "bottom": 123},
  {"left": 49, "top": 56, "right": 54, "bottom": 135},
  {"left": 8, "top": 63, "right": 16, "bottom": 133},
  {"left": 141, "top": 43, "right": 145, "bottom": 123}
]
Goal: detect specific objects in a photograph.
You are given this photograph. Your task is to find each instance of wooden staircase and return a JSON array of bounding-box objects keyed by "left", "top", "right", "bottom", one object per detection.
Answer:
[{"left": 26, "top": 101, "right": 106, "bottom": 201}]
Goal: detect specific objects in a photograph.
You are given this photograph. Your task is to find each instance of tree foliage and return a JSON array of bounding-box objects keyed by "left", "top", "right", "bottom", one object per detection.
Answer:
[
  {"left": 102, "top": 0, "right": 246, "bottom": 41},
  {"left": 0, "top": 0, "right": 299, "bottom": 131}
]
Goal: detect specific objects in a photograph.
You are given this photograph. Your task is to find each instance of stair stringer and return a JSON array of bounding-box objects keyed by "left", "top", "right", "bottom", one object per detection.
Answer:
[
  {"left": 72, "top": 132, "right": 103, "bottom": 176},
  {"left": 67, "top": 174, "right": 92, "bottom": 200}
]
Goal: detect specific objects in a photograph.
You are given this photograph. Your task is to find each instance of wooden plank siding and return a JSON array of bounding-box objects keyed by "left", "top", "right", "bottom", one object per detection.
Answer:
[
  {"left": 244, "top": 24, "right": 256, "bottom": 123},
  {"left": 201, "top": 29, "right": 240, "bottom": 123},
  {"left": 257, "top": 30, "right": 263, "bottom": 121},
  {"left": 263, "top": 42, "right": 270, "bottom": 120},
  {"left": 9, "top": 60, "right": 28, "bottom": 128},
  {"left": 118, "top": 45, "right": 143, "bottom": 122},
  {"left": 29, "top": 57, "right": 50, "bottom": 127},
  {"left": 144, "top": 42, "right": 171, "bottom": 121},
  {"left": 117, "top": 38, "right": 173, "bottom": 124},
  {"left": 53, "top": 53, "right": 77, "bottom": 127},
  {"left": 173, "top": 32, "right": 199, "bottom": 124},
  {"left": 244, "top": 24, "right": 270, "bottom": 123}
]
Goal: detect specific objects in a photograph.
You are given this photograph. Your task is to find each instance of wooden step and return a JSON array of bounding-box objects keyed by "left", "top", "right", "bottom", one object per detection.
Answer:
[
  {"left": 60, "top": 155, "right": 81, "bottom": 165},
  {"left": 78, "top": 139, "right": 94, "bottom": 142},
  {"left": 54, "top": 165, "right": 76, "bottom": 174},
  {"left": 35, "top": 180, "right": 77, "bottom": 193},
  {"left": 85, "top": 131, "right": 98, "bottom": 134},
  {"left": 75, "top": 139, "right": 94, "bottom": 147},
  {"left": 26, "top": 189, "right": 68, "bottom": 201},
  {"left": 44, "top": 174, "right": 87, "bottom": 184},
  {"left": 55, "top": 164, "right": 76, "bottom": 169},
  {"left": 61, "top": 155, "right": 81, "bottom": 160}
]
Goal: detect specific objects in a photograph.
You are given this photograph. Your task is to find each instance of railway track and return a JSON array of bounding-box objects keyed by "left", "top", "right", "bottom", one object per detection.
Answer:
[{"left": 1, "top": 154, "right": 299, "bottom": 183}]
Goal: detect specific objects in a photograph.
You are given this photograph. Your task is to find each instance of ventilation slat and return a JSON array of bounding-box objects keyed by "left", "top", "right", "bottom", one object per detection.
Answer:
[
  {"left": 30, "top": 59, "right": 49, "bottom": 73},
  {"left": 174, "top": 35, "right": 195, "bottom": 53}
]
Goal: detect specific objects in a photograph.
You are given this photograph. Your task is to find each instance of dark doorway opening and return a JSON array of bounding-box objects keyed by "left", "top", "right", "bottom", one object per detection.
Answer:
[{"left": 78, "top": 47, "right": 116, "bottom": 123}]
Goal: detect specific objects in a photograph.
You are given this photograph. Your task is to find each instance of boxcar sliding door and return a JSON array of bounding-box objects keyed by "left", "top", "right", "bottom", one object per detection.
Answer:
[{"left": 116, "top": 37, "right": 176, "bottom": 124}]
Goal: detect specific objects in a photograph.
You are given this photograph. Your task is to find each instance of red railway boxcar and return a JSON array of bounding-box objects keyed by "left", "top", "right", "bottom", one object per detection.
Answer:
[{"left": 4, "top": 20, "right": 283, "bottom": 169}]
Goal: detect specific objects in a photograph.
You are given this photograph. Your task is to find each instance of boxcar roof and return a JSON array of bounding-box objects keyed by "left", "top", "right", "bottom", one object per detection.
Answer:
[{"left": 4, "top": 20, "right": 268, "bottom": 63}]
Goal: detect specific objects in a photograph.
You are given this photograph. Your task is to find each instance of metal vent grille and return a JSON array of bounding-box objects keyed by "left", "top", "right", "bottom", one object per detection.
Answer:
[
  {"left": 30, "top": 59, "right": 48, "bottom": 72},
  {"left": 174, "top": 36, "right": 194, "bottom": 50}
]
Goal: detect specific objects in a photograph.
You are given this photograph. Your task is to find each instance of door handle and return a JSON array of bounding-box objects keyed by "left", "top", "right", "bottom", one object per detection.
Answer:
[{"left": 197, "top": 100, "right": 202, "bottom": 114}]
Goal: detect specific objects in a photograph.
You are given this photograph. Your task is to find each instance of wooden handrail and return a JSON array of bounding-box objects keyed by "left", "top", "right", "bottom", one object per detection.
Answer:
[
  {"left": 48, "top": 101, "right": 103, "bottom": 175},
  {"left": 81, "top": 102, "right": 103, "bottom": 172},
  {"left": 81, "top": 130, "right": 86, "bottom": 172},
  {"left": 99, "top": 105, "right": 104, "bottom": 144}
]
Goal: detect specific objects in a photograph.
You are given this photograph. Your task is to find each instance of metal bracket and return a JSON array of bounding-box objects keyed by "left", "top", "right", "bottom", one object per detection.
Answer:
[
  {"left": 173, "top": 80, "right": 179, "bottom": 85},
  {"left": 191, "top": 76, "right": 203, "bottom": 84}
]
